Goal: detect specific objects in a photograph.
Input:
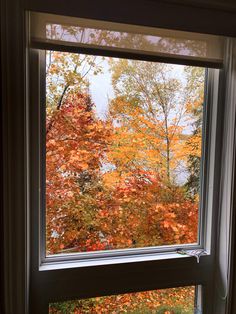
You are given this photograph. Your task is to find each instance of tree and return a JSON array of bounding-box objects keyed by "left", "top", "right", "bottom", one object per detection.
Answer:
[
  {"left": 46, "top": 51, "right": 102, "bottom": 112},
  {"left": 46, "top": 93, "right": 111, "bottom": 254},
  {"left": 184, "top": 67, "right": 205, "bottom": 200},
  {"left": 109, "top": 59, "right": 187, "bottom": 184}
]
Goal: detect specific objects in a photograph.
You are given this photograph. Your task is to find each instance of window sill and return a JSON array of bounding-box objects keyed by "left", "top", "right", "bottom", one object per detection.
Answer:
[{"left": 39, "top": 250, "right": 210, "bottom": 271}]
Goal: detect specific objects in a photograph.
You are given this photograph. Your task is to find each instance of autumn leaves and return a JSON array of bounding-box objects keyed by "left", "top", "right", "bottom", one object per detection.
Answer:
[{"left": 46, "top": 51, "right": 204, "bottom": 255}]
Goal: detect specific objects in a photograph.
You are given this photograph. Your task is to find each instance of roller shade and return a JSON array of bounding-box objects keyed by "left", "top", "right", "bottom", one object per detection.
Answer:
[{"left": 30, "top": 12, "right": 224, "bottom": 68}]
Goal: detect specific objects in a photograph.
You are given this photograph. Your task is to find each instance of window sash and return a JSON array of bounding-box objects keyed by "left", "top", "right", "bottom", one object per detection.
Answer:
[{"left": 35, "top": 47, "right": 216, "bottom": 265}]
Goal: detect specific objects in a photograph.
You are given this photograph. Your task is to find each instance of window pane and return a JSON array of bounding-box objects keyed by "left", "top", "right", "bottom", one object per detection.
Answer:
[
  {"left": 49, "top": 286, "right": 196, "bottom": 313},
  {"left": 46, "top": 51, "right": 205, "bottom": 255}
]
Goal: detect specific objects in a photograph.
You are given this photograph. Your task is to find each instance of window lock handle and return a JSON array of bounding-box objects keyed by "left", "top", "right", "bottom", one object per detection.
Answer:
[{"left": 176, "top": 249, "right": 207, "bottom": 263}]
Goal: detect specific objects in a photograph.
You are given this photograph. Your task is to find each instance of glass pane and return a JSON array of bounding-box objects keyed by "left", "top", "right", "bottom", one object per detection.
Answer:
[
  {"left": 49, "top": 286, "right": 196, "bottom": 313},
  {"left": 46, "top": 51, "right": 205, "bottom": 255}
]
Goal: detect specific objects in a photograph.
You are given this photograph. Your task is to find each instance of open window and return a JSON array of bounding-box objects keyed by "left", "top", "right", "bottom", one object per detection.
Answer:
[{"left": 26, "top": 11, "right": 234, "bottom": 314}]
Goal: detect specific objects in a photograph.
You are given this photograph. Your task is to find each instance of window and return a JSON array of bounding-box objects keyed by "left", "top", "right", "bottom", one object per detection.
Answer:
[
  {"left": 26, "top": 12, "right": 229, "bottom": 314},
  {"left": 3, "top": 5, "right": 236, "bottom": 313},
  {"left": 3, "top": 0, "right": 236, "bottom": 314},
  {"left": 30, "top": 12, "right": 223, "bottom": 261}
]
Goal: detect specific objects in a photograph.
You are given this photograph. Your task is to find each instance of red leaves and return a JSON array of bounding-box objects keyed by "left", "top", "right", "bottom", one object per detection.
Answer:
[{"left": 46, "top": 93, "right": 112, "bottom": 254}]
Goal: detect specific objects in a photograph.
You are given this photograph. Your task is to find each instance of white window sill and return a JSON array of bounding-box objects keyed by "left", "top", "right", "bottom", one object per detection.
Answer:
[{"left": 39, "top": 250, "right": 210, "bottom": 271}]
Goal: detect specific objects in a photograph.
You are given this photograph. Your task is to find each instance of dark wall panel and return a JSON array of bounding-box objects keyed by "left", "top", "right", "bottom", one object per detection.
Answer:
[{"left": 24, "top": 0, "right": 236, "bottom": 37}]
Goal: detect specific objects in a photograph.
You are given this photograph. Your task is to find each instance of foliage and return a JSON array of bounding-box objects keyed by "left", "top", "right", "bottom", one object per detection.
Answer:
[
  {"left": 109, "top": 60, "right": 187, "bottom": 182},
  {"left": 46, "top": 93, "right": 112, "bottom": 253},
  {"left": 46, "top": 51, "right": 103, "bottom": 111},
  {"left": 46, "top": 91, "right": 198, "bottom": 253},
  {"left": 49, "top": 286, "right": 195, "bottom": 314},
  {"left": 184, "top": 67, "right": 205, "bottom": 199}
]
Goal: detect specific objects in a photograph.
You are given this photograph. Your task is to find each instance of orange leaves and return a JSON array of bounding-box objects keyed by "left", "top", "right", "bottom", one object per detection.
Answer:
[
  {"left": 150, "top": 198, "right": 198, "bottom": 245},
  {"left": 184, "top": 133, "right": 202, "bottom": 158},
  {"left": 46, "top": 91, "right": 199, "bottom": 255},
  {"left": 185, "top": 98, "right": 204, "bottom": 114}
]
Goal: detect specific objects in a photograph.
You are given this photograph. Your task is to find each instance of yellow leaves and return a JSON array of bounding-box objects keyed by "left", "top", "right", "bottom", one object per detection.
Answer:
[
  {"left": 163, "top": 221, "right": 171, "bottom": 228},
  {"left": 68, "top": 154, "right": 80, "bottom": 163},
  {"left": 184, "top": 133, "right": 202, "bottom": 158},
  {"left": 103, "top": 171, "right": 120, "bottom": 187},
  {"left": 185, "top": 98, "right": 203, "bottom": 114}
]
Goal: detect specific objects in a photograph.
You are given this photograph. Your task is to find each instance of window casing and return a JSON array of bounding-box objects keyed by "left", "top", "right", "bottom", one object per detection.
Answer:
[{"left": 26, "top": 12, "right": 228, "bottom": 314}]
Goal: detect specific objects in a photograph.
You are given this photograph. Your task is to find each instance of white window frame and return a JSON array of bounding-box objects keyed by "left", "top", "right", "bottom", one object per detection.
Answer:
[{"left": 37, "top": 48, "right": 211, "bottom": 267}]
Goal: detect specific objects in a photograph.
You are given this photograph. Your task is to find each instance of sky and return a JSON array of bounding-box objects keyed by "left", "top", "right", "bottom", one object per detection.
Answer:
[
  {"left": 86, "top": 55, "right": 188, "bottom": 120},
  {"left": 87, "top": 56, "right": 114, "bottom": 119}
]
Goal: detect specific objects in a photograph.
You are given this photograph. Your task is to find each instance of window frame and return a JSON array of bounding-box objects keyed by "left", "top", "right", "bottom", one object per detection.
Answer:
[
  {"left": 28, "top": 15, "right": 222, "bottom": 313},
  {"left": 38, "top": 48, "right": 210, "bottom": 263}
]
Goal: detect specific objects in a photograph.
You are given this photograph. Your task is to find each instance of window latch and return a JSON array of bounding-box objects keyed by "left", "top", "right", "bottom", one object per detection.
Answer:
[{"left": 176, "top": 249, "right": 207, "bottom": 263}]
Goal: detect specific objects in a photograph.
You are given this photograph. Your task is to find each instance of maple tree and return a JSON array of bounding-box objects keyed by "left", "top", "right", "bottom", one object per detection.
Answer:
[{"left": 46, "top": 93, "right": 112, "bottom": 253}]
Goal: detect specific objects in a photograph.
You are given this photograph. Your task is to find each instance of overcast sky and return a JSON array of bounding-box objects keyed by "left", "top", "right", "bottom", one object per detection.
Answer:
[{"left": 87, "top": 56, "right": 187, "bottom": 120}]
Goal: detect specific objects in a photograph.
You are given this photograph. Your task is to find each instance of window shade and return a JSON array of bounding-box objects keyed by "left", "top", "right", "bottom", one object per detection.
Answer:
[{"left": 30, "top": 12, "right": 224, "bottom": 68}]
